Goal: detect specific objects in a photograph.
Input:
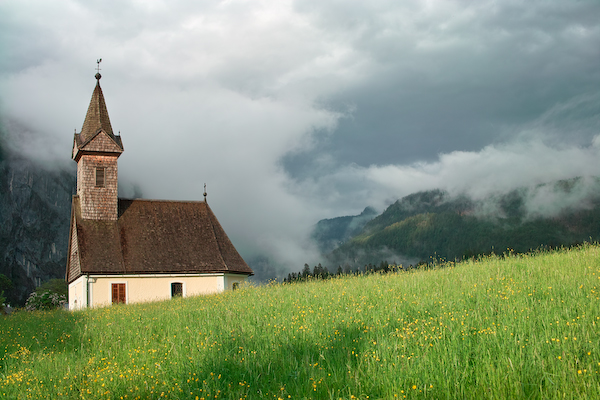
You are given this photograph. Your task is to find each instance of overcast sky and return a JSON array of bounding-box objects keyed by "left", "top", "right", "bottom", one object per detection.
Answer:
[{"left": 1, "top": 0, "right": 599, "bottom": 269}]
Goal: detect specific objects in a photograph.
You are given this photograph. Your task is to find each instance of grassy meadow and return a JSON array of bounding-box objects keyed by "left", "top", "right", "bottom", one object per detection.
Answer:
[{"left": 1, "top": 245, "right": 600, "bottom": 399}]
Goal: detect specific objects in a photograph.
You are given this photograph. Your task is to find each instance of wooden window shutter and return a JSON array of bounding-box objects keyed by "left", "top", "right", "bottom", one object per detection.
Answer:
[{"left": 111, "top": 283, "right": 126, "bottom": 304}]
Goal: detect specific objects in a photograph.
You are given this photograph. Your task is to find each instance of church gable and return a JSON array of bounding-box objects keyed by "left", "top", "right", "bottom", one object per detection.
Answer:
[
  {"left": 66, "top": 206, "right": 82, "bottom": 283},
  {"left": 72, "top": 130, "right": 123, "bottom": 162},
  {"left": 79, "top": 130, "right": 123, "bottom": 154}
]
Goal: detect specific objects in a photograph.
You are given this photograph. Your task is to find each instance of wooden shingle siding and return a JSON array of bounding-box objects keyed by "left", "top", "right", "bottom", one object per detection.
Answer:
[
  {"left": 68, "top": 217, "right": 81, "bottom": 283},
  {"left": 76, "top": 155, "right": 119, "bottom": 220}
]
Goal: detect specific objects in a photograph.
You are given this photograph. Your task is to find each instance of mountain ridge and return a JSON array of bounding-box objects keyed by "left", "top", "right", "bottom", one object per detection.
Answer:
[{"left": 314, "top": 177, "right": 600, "bottom": 268}]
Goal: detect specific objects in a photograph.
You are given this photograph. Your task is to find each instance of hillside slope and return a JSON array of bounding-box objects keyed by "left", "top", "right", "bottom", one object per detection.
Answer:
[
  {"left": 1, "top": 245, "right": 598, "bottom": 398},
  {"left": 326, "top": 178, "right": 600, "bottom": 267}
]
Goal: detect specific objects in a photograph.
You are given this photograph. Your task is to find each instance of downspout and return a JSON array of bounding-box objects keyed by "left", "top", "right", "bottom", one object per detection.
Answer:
[{"left": 85, "top": 274, "right": 90, "bottom": 308}]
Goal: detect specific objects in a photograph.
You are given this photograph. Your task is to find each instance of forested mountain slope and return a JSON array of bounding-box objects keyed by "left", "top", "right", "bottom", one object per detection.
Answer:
[
  {"left": 323, "top": 179, "right": 600, "bottom": 268},
  {"left": 311, "top": 206, "right": 377, "bottom": 253}
]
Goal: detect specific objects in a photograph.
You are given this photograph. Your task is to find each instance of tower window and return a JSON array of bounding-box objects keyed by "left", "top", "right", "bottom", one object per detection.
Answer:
[{"left": 95, "top": 167, "right": 105, "bottom": 187}]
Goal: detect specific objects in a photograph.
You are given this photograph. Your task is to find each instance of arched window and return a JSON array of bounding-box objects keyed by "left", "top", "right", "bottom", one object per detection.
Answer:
[
  {"left": 171, "top": 282, "right": 183, "bottom": 298},
  {"left": 232, "top": 282, "right": 239, "bottom": 291}
]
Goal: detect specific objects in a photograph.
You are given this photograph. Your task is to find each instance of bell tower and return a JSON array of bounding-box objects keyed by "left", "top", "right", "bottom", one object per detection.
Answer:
[{"left": 72, "top": 69, "right": 123, "bottom": 220}]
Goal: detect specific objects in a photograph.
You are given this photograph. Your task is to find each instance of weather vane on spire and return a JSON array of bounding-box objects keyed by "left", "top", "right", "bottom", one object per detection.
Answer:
[
  {"left": 204, "top": 183, "right": 207, "bottom": 202},
  {"left": 95, "top": 58, "right": 102, "bottom": 80}
]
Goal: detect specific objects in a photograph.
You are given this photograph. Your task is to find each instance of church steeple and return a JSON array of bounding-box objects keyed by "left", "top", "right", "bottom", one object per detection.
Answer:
[
  {"left": 79, "top": 73, "right": 115, "bottom": 143},
  {"left": 72, "top": 70, "right": 123, "bottom": 221}
]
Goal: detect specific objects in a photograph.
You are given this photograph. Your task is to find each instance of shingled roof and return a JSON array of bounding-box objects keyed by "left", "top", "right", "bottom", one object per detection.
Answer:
[
  {"left": 67, "top": 197, "right": 253, "bottom": 283},
  {"left": 72, "top": 76, "right": 123, "bottom": 160}
]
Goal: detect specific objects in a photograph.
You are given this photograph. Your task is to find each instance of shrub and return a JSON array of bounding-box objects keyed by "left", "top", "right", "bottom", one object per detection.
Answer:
[
  {"left": 24, "top": 279, "right": 68, "bottom": 311},
  {"left": 25, "top": 291, "right": 67, "bottom": 311}
]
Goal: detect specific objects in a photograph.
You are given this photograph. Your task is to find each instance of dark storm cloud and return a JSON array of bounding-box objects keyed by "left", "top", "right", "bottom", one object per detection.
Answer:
[{"left": 286, "top": 0, "right": 600, "bottom": 170}]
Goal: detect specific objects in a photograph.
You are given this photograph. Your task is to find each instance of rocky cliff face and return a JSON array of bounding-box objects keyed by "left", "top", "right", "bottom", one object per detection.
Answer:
[{"left": 0, "top": 142, "right": 75, "bottom": 305}]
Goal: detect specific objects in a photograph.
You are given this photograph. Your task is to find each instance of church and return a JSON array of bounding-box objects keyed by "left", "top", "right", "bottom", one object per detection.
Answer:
[{"left": 66, "top": 72, "right": 253, "bottom": 310}]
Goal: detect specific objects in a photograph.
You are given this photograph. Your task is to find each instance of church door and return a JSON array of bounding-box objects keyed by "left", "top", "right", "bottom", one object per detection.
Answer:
[{"left": 111, "top": 283, "right": 126, "bottom": 304}]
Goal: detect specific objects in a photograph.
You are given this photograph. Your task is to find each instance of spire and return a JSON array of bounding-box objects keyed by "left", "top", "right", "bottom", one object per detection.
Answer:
[
  {"left": 79, "top": 71, "right": 115, "bottom": 144},
  {"left": 71, "top": 64, "right": 123, "bottom": 221}
]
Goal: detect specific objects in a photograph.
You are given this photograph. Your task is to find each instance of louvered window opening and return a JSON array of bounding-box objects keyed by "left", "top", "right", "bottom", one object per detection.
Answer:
[
  {"left": 171, "top": 282, "right": 183, "bottom": 298},
  {"left": 96, "top": 167, "right": 105, "bottom": 187}
]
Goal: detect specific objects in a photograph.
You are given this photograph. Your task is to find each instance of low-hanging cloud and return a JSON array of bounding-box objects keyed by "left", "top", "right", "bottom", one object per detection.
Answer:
[
  {"left": 291, "top": 133, "right": 600, "bottom": 217},
  {"left": 1, "top": 0, "right": 599, "bottom": 273}
]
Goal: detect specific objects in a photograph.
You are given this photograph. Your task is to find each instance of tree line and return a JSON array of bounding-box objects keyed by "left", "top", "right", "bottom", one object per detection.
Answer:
[{"left": 283, "top": 260, "right": 428, "bottom": 284}]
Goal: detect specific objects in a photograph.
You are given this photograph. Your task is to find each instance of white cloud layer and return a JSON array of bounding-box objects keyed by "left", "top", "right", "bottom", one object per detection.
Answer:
[{"left": 1, "top": 0, "right": 599, "bottom": 272}]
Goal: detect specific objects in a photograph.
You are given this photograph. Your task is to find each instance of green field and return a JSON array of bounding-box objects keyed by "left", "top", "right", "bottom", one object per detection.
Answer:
[{"left": 1, "top": 245, "right": 599, "bottom": 399}]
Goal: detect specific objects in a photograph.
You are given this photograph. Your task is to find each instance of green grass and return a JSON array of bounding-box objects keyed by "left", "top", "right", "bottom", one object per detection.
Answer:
[{"left": 1, "top": 245, "right": 600, "bottom": 399}]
